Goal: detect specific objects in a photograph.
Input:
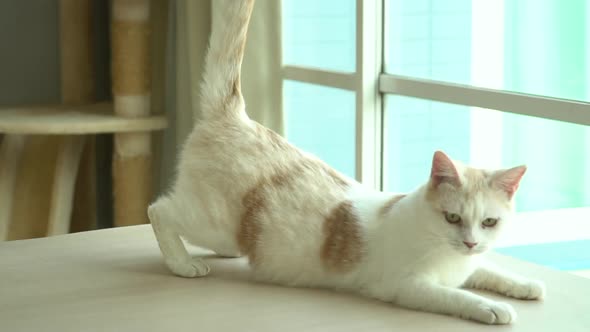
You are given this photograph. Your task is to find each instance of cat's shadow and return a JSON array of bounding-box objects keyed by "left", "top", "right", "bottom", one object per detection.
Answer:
[
  {"left": 117, "top": 253, "right": 519, "bottom": 303},
  {"left": 120, "top": 253, "right": 367, "bottom": 297},
  {"left": 115, "top": 253, "right": 250, "bottom": 277}
]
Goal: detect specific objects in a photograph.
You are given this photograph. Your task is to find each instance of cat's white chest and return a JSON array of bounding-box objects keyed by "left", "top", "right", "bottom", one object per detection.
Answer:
[{"left": 434, "top": 257, "right": 478, "bottom": 287}]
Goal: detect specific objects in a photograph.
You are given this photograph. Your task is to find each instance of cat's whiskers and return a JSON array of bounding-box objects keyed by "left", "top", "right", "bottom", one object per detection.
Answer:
[{"left": 422, "top": 229, "right": 454, "bottom": 246}]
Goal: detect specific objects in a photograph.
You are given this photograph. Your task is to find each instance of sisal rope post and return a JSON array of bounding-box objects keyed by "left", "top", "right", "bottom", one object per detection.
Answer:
[{"left": 111, "top": 0, "right": 153, "bottom": 227}]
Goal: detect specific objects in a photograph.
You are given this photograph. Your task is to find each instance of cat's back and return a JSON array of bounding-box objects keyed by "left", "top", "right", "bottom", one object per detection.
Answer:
[
  {"left": 178, "top": 116, "right": 353, "bottom": 214},
  {"left": 179, "top": 117, "right": 302, "bottom": 184},
  {"left": 174, "top": 118, "right": 364, "bottom": 285}
]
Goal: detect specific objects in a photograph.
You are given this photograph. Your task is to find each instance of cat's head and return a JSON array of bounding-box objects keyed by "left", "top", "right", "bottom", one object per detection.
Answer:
[{"left": 424, "top": 151, "right": 526, "bottom": 255}]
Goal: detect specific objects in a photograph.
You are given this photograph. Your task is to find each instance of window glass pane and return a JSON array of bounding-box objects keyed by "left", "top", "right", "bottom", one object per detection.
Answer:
[
  {"left": 384, "top": 95, "right": 590, "bottom": 213},
  {"left": 385, "top": 0, "right": 590, "bottom": 102},
  {"left": 282, "top": 0, "right": 356, "bottom": 72},
  {"left": 283, "top": 80, "right": 356, "bottom": 178}
]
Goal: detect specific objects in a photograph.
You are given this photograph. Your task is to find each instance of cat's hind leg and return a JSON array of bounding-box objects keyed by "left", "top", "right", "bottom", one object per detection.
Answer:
[{"left": 148, "top": 197, "right": 210, "bottom": 278}]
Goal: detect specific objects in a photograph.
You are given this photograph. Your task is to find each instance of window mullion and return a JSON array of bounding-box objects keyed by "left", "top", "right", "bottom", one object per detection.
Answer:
[
  {"left": 355, "top": 0, "right": 384, "bottom": 189},
  {"left": 282, "top": 65, "right": 357, "bottom": 91},
  {"left": 380, "top": 74, "right": 590, "bottom": 126}
]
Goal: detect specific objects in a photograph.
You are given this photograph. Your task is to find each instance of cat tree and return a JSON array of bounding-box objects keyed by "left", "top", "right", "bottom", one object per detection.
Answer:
[{"left": 0, "top": 0, "right": 166, "bottom": 240}]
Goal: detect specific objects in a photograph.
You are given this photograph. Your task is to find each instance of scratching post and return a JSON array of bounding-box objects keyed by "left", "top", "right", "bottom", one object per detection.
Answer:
[
  {"left": 111, "top": 0, "right": 153, "bottom": 227},
  {"left": 0, "top": 0, "right": 166, "bottom": 240}
]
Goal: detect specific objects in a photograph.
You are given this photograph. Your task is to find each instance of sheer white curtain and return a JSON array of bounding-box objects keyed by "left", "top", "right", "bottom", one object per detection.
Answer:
[{"left": 156, "top": 0, "right": 283, "bottom": 192}]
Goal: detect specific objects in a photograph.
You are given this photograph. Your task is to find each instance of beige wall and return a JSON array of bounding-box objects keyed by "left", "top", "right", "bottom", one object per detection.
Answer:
[{"left": 0, "top": 0, "right": 61, "bottom": 105}]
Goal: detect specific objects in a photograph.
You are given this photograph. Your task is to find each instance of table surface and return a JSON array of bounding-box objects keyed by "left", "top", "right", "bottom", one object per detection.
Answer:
[{"left": 1, "top": 225, "right": 589, "bottom": 332}]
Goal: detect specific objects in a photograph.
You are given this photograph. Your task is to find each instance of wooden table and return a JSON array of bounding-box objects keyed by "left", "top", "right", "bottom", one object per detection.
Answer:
[{"left": 1, "top": 225, "right": 589, "bottom": 331}]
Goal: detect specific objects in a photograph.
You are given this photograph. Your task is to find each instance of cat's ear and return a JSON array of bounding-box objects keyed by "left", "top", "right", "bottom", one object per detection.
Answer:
[
  {"left": 492, "top": 165, "right": 527, "bottom": 199},
  {"left": 430, "top": 151, "right": 461, "bottom": 187}
]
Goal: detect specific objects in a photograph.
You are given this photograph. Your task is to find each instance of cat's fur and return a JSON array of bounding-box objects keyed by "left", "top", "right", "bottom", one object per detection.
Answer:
[{"left": 148, "top": 0, "right": 545, "bottom": 325}]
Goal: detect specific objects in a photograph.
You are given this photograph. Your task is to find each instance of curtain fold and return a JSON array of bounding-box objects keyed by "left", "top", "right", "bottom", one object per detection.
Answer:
[{"left": 241, "top": 0, "right": 284, "bottom": 133}]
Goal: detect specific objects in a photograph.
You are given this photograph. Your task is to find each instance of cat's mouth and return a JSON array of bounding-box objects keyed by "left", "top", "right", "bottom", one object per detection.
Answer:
[
  {"left": 451, "top": 242, "right": 487, "bottom": 255},
  {"left": 464, "top": 246, "right": 487, "bottom": 255},
  {"left": 462, "top": 249, "right": 482, "bottom": 256}
]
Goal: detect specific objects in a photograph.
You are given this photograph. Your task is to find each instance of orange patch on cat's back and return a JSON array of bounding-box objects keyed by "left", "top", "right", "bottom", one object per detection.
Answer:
[
  {"left": 321, "top": 201, "right": 364, "bottom": 272},
  {"left": 379, "top": 194, "right": 406, "bottom": 216},
  {"left": 238, "top": 184, "right": 265, "bottom": 265},
  {"left": 238, "top": 126, "right": 353, "bottom": 267},
  {"left": 237, "top": 163, "right": 303, "bottom": 265}
]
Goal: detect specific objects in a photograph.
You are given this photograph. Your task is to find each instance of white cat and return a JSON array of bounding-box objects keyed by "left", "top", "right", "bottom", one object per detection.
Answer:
[{"left": 148, "top": 0, "right": 545, "bottom": 324}]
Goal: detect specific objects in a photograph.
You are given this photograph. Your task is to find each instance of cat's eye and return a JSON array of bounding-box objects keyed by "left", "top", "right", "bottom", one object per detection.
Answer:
[
  {"left": 444, "top": 212, "right": 462, "bottom": 224},
  {"left": 482, "top": 218, "right": 498, "bottom": 227}
]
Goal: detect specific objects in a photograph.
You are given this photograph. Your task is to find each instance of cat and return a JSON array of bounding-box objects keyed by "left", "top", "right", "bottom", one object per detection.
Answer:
[{"left": 148, "top": 0, "right": 545, "bottom": 325}]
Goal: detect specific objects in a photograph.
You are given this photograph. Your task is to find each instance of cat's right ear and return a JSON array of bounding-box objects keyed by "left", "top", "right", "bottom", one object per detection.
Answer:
[{"left": 430, "top": 151, "right": 461, "bottom": 187}]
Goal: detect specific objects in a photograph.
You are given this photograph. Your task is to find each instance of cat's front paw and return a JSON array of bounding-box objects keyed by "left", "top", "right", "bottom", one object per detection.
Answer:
[
  {"left": 510, "top": 280, "right": 546, "bottom": 300},
  {"left": 165, "top": 258, "right": 210, "bottom": 278},
  {"left": 468, "top": 301, "right": 517, "bottom": 325},
  {"left": 518, "top": 280, "right": 545, "bottom": 300}
]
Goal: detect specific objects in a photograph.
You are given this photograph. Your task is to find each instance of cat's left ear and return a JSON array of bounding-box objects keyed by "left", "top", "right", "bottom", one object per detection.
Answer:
[{"left": 492, "top": 165, "right": 527, "bottom": 199}]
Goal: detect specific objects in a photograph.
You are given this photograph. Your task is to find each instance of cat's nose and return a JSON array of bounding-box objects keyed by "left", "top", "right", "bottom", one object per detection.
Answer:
[{"left": 463, "top": 241, "right": 477, "bottom": 249}]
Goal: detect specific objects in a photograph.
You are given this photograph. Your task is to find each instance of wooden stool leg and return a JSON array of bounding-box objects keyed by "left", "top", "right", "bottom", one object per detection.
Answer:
[
  {"left": 0, "top": 135, "right": 26, "bottom": 240},
  {"left": 47, "top": 136, "right": 86, "bottom": 236}
]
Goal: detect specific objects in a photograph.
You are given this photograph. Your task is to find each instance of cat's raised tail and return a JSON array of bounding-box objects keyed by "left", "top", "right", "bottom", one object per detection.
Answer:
[{"left": 199, "top": 0, "right": 255, "bottom": 121}]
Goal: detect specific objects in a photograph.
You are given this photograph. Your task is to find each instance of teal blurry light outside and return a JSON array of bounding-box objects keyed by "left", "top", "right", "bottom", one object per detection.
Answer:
[
  {"left": 283, "top": 80, "right": 356, "bottom": 178},
  {"left": 384, "top": 0, "right": 473, "bottom": 193},
  {"left": 281, "top": 0, "right": 590, "bottom": 212},
  {"left": 385, "top": 96, "right": 471, "bottom": 193},
  {"left": 385, "top": 0, "right": 589, "bottom": 102},
  {"left": 282, "top": 0, "right": 356, "bottom": 72},
  {"left": 502, "top": 0, "right": 590, "bottom": 211},
  {"left": 385, "top": 0, "right": 590, "bottom": 212},
  {"left": 384, "top": 97, "right": 590, "bottom": 212},
  {"left": 385, "top": 0, "right": 473, "bottom": 82}
]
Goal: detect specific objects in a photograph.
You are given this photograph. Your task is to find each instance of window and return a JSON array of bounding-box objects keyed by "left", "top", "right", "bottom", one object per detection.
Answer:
[
  {"left": 282, "top": 0, "right": 356, "bottom": 72},
  {"left": 283, "top": 80, "right": 356, "bottom": 177},
  {"left": 384, "top": 97, "right": 590, "bottom": 213},
  {"left": 281, "top": 0, "right": 590, "bottom": 275},
  {"left": 386, "top": 0, "right": 590, "bottom": 102}
]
